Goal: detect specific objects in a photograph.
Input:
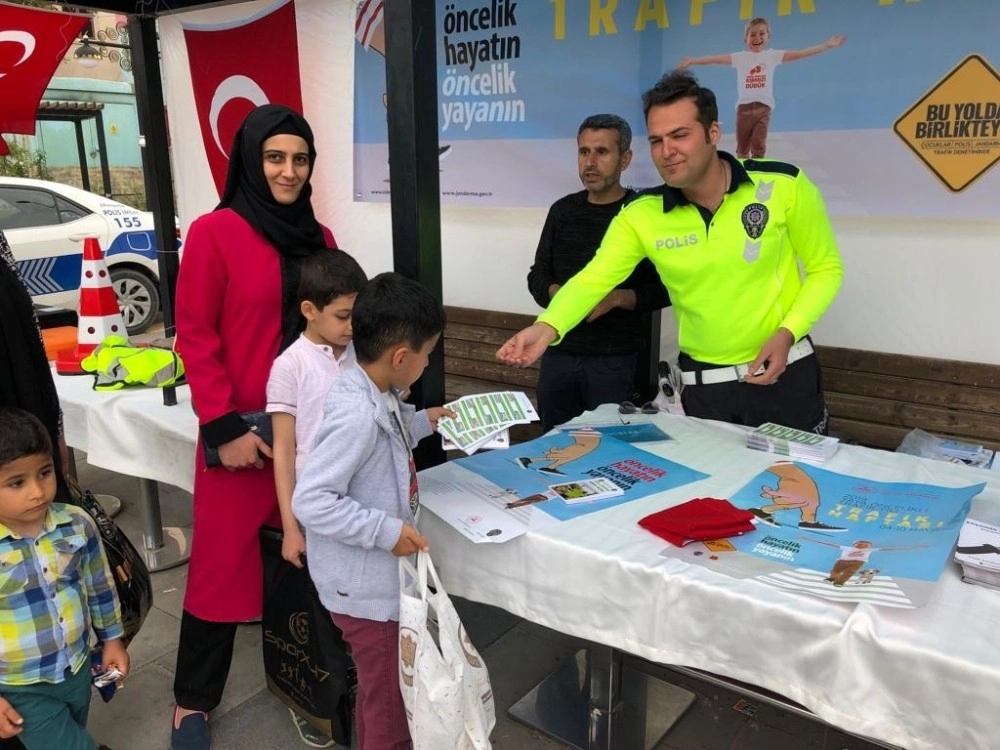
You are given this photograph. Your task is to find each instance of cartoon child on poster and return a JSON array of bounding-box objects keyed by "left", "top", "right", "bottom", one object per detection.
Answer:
[
  {"left": 799, "top": 538, "right": 929, "bottom": 586},
  {"left": 679, "top": 17, "right": 846, "bottom": 158}
]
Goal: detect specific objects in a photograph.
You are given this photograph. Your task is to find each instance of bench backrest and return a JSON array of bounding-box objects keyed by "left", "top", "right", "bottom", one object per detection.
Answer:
[
  {"left": 442, "top": 307, "right": 1000, "bottom": 453},
  {"left": 818, "top": 346, "right": 1000, "bottom": 452}
]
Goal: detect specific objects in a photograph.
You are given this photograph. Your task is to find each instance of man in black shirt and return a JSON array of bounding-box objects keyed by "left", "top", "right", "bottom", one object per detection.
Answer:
[{"left": 527, "top": 114, "right": 670, "bottom": 430}]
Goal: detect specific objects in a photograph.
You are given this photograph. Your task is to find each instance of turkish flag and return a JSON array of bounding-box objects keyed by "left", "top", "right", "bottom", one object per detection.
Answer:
[
  {"left": 0, "top": 3, "right": 89, "bottom": 153},
  {"left": 184, "top": 0, "right": 304, "bottom": 197}
]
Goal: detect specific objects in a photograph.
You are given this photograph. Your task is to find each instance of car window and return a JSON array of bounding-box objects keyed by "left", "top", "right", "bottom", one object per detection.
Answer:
[
  {"left": 55, "top": 195, "right": 90, "bottom": 223},
  {"left": 0, "top": 187, "right": 59, "bottom": 230}
]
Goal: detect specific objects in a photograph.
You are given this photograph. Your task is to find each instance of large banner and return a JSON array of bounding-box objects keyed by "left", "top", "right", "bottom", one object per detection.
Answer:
[{"left": 353, "top": 0, "right": 1000, "bottom": 217}]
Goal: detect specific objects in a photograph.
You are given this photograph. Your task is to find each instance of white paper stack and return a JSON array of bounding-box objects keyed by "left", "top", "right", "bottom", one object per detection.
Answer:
[
  {"left": 954, "top": 517, "right": 1000, "bottom": 591},
  {"left": 437, "top": 391, "right": 539, "bottom": 455},
  {"left": 745, "top": 422, "right": 840, "bottom": 463}
]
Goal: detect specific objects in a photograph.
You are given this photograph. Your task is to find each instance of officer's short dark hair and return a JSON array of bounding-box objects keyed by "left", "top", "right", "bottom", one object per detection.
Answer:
[
  {"left": 578, "top": 114, "right": 632, "bottom": 154},
  {"left": 0, "top": 407, "right": 52, "bottom": 470},
  {"left": 298, "top": 249, "right": 369, "bottom": 308},
  {"left": 351, "top": 272, "right": 446, "bottom": 364},
  {"left": 642, "top": 70, "right": 719, "bottom": 136}
]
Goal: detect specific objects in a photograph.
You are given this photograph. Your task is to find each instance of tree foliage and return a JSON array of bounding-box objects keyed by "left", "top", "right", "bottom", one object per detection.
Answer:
[{"left": 0, "top": 139, "right": 53, "bottom": 180}]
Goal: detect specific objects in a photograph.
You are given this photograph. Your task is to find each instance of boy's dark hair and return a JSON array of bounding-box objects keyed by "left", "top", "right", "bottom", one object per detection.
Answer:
[
  {"left": 351, "top": 272, "right": 446, "bottom": 364},
  {"left": 298, "top": 249, "right": 369, "bottom": 308},
  {"left": 642, "top": 70, "right": 719, "bottom": 136},
  {"left": 0, "top": 407, "right": 52, "bottom": 470},
  {"left": 578, "top": 114, "right": 632, "bottom": 154}
]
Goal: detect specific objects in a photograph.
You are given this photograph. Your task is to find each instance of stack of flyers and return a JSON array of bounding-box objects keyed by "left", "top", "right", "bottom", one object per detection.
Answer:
[
  {"left": 745, "top": 422, "right": 840, "bottom": 462},
  {"left": 954, "top": 517, "right": 1000, "bottom": 591},
  {"left": 437, "top": 391, "right": 539, "bottom": 455},
  {"left": 547, "top": 477, "right": 624, "bottom": 505},
  {"left": 937, "top": 439, "right": 996, "bottom": 470}
]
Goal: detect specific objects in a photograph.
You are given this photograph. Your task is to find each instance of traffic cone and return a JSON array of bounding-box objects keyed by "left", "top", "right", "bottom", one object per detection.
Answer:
[{"left": 56, "top": 237, "right": 129, "bottom": 375}]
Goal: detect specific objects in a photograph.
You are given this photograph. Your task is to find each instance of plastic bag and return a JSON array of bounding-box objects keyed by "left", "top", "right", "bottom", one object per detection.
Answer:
[
  {"left": 896, "top": 428, "right": 995, "bottom": 469},
  {"left": 399, "top": 552, "right": 495, "bottom": 750},
  {"left": 259, "top": 527, "right": 354, "bottom": 746}
]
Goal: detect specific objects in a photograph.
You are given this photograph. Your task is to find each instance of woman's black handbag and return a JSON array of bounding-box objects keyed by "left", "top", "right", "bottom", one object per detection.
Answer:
[{"left": 203, "top": 411, "right": 273, "bottom": 467}]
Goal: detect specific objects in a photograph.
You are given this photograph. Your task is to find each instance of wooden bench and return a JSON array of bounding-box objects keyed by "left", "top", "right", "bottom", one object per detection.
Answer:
[
  {"left": 442, "top": 306, "right": 1000, "bottom": 454},
  {"left": 818, "top": 346, "right": 1000, "bottom": 452},
  {"left": 443, "top": 306, "right": 544, "bottom": 443}
]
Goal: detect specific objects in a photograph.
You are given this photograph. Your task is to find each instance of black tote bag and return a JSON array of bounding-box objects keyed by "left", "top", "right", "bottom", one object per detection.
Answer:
[{"left": 259, "top": 526, "right": 354, "bottom": 745}]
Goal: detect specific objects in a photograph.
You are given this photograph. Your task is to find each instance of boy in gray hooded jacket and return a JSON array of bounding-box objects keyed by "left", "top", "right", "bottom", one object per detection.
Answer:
[{"left": 292, "top": 272, "right": 453, "bottom": 750}]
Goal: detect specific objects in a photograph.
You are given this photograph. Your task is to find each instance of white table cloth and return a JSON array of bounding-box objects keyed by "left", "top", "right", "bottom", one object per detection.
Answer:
[
  {"left": 53, "top": 368, "right": 198, "bottom": 493},
  {"left": 419, "top": 406, "right": 1000, "bottom": 750}
]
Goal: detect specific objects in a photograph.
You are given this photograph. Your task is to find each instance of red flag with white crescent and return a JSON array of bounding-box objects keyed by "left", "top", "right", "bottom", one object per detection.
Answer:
[
  {"left": 183, "top": 0, "right": 304, "bottom": 197},
  {"left": 0, "top": 2, "right": 89, "bottom": 154}
]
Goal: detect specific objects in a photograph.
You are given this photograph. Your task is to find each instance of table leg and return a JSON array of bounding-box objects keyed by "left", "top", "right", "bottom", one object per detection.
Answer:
[
  {"left": 66, "top": 447, "right": 79, "bottom": 482},
  {"left": 507, "top": 646, "right": 694, "bottom": 749},
  {"left": 137, "top": 478, "right": 192, "bottom": 572}
]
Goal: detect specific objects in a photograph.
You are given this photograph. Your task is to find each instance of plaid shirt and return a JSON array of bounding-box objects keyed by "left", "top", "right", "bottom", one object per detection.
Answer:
[{"left": 0, "top": 503, "right": 123, "bottom": 685}]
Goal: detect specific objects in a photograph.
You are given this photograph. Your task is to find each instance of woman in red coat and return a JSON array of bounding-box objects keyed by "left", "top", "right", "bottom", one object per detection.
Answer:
[{"left": 170, "top": 104, "right": 336, "bottom": 750}]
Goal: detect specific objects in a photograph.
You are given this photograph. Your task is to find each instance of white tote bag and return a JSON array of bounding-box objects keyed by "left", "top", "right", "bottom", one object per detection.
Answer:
[{"left": 398, "top": 552, "right": 495, "bottom": 750}]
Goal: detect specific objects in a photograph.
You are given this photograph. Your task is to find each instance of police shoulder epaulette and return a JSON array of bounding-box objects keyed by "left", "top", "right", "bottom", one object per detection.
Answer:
[
  {"left": 624, "top": 185, "right": 667, "bottom": 206},
  {"left": 742, "top": 159, "right": 800, "bottom": 178}
]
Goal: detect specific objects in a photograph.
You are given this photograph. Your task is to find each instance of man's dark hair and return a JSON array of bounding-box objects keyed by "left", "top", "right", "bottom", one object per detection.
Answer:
[
  {"left": 0, "top": 407, "right": 52, "bottom": 470},
  {"left": 641, "top": 70, "right": 719, "bottom": 135},
  {"left": 578, "top": 114, "right": 632, "bottom": 154},
  {"left": 351, "top": 272, "right": 446, "bottom": 364},
  {"left": 298, "top": 249, "right": 369, "bottom": 308}
]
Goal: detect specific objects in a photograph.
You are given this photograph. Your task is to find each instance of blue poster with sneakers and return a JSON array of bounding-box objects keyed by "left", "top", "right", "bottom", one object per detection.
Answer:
[
  {"left": 464, "top": 428, "right": 707, "bottom": 522},
  {"left": 665, "top": 461, "right": 984, "bottom": 609},
  {"left": 418, "top": 427, "right": 707, "bottom": 543}
]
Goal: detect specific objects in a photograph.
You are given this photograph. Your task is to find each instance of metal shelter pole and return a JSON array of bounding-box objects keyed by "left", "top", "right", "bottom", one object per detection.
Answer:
[
  {"left": 74, "top": 120, "right": 90, "bottom": 192},
  {"left": 94, "top": 109, "right": 113, "bottom": 198},
  {"left": 128, "top": 15, "right": 180, "bottom": 406},
  {"left": 384, "top": 0, "right": 446, "bottom": 470}
]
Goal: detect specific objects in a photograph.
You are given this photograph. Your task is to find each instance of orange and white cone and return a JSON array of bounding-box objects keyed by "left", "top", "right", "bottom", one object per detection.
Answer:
[{"left": 56, "top": 237, "right": 129, "bottom": 374}]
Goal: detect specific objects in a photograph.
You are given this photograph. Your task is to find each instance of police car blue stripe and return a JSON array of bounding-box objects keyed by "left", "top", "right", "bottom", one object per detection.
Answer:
[{"left": 16, "top": 256, "right": 84, "bottom": 296}]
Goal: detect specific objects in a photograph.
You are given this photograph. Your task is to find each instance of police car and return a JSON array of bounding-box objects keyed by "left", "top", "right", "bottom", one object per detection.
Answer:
[{"left": 0, "top": 177, "right": 179, "bottom": 334}]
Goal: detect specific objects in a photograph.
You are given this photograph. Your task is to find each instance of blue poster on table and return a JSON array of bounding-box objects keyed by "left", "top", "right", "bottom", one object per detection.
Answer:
[
  {"left": 454, "top": 427, "right": 707, "bottom": 522},
  {"left": 664, "top": 461, "right": 984, "bottom": 609}
]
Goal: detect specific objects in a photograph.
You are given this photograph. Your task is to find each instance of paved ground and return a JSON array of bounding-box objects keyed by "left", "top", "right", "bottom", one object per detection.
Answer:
[{"left": 71, "top": 448, "right": 890, "bottom": 750}]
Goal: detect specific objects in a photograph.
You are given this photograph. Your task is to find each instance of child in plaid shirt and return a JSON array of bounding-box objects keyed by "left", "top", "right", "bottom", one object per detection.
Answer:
[{"left": 0, "top": 408, "right": 128, "bottom": 750}]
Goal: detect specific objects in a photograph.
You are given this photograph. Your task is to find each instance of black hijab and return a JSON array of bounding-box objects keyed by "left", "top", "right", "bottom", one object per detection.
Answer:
[{"left": 217, "top": 104, "right": 329, "bottom": 352}]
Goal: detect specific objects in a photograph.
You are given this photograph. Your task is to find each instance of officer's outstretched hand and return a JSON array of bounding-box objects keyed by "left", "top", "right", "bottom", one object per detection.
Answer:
[
  {"left": 496, "top": 323, "right": 558, "bottom": 368},
  {"left": 744, "top": 328, "right": 794, "bottom": 386}
]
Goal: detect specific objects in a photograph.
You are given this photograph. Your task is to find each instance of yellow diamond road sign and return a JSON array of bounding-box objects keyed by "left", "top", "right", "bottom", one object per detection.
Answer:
[{"left": 894, "top": 54, "right": 1000, "bottom": 192}]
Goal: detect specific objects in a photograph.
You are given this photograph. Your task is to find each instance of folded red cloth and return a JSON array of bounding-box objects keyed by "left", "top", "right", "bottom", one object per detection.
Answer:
[{"left": 639, "top": 497, "right": 755, "bottom": 547}]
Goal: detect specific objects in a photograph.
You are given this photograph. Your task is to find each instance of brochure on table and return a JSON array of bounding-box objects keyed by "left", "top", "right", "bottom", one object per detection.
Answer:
[
  {"left": 419, "top": 429, "right": 708, "bottom": 543},
  {"left": 660, "top": 461, "right": 984, "bottom": 608}
]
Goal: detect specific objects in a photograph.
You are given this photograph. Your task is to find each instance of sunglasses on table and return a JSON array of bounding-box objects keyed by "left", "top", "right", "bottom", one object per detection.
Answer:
[{"left": 618, "top": 401, "right": 659, "bottom": 415}]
